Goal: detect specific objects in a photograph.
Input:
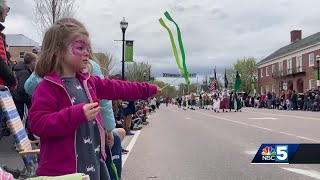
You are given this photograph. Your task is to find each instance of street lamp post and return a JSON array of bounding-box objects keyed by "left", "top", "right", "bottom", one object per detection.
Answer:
[
  {"left": 143, "top": 72, "right": 146, "bottom": 82},
  {"left": 316, "top": 55, "right": 320, "bottom": 89},
  {"left": 120, "top": 17, "right": 128, "bottom": 81}
]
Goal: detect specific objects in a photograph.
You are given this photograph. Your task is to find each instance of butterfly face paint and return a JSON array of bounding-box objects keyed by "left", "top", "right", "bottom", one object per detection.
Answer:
[{"left": 69, "top": 40, "right": 90, "bottom": 57}]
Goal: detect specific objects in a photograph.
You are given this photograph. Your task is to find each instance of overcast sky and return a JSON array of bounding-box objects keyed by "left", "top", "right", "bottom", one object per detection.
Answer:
[{"left": 4, "top": 0, "right": 320, "bottom": 85}]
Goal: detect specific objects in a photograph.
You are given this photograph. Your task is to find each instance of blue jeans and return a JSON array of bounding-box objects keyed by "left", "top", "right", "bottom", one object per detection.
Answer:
[
  {"left": 287, "top": 101, "right": 292, "bottom": 110},
  {"left": 267, "top": 99, "right": 272, "bottom": 109},
  {"left": 106, "top": 131, "right": 122, "bottom": 180},
  {"left": 303, "top": 102, "right": 308, "bottom": 110}
]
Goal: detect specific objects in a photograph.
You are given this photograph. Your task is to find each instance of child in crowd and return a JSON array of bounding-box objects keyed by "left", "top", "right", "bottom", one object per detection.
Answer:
[{"left": 28, "top": 20, "right": 159, "bottom": 179}]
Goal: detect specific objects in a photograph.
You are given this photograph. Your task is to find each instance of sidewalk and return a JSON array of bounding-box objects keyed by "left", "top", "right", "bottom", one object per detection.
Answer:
[
  {"left": 0, "top": 136, "right": 24, "bottom": 169},
  {"left": 0, "top": 131, "right": 136, "bottom": 170}
]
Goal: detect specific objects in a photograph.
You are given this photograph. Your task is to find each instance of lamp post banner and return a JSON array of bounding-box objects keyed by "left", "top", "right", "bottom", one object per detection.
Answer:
[{"left": 125, "top": 40, "right": 134, "bottom": 62}]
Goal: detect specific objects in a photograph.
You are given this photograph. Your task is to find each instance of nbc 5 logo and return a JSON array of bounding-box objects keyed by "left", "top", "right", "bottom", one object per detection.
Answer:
[{"left": 275, "top": 145, "right": 288, "bottom": 163}]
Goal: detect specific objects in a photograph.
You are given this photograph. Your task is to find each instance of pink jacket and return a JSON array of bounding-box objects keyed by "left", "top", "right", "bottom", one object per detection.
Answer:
[{"left": 28, "top": 71, "right": 157, "bottom": 176}]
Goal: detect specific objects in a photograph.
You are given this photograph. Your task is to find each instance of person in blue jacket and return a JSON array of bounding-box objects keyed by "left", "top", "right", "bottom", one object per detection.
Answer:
[{"left": 25, "top": 57, "right": 124, "bottom": 180}]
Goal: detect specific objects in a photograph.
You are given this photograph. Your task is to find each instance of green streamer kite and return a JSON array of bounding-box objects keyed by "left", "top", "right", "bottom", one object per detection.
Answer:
[{"left": 159, "top": 11, "right": 190, "bottom": 84}]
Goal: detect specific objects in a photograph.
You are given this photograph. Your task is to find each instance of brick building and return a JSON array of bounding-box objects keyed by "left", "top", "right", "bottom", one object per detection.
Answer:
[
  {"left": 5, "top": 34, "right": 39, "bottom": 63},
  {"left": 257, "top": 30, "right": 320, "bottom": 95}
]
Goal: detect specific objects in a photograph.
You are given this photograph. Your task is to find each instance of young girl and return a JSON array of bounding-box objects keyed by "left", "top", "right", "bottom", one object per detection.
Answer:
[
  {"left": 28, "top": 21, "right": 159, "bottom": 179},
  {"left": 24, "top": 17, "right": 123, "bottom": 179}
]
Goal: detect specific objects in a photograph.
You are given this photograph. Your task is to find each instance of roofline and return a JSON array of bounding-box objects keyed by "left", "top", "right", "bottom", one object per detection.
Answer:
[{"left": 257, "top": 41, "right": 320, "bottom": 66}]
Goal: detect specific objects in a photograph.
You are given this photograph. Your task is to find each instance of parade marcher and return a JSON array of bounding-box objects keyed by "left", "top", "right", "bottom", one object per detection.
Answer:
[
  {"left": 182, "top": 95, "right": 187, "bottom": 110},
  {"left": 28, "top": 20, "right": 160, "bottom": 178},
  {"left": 203, "top": 93, "right": 208, "bottom": 109},
  {"left": 191, "top": 92, "right": 196, "bottom": 110},
  {"left": 235, "top": 93, "right": 242, "bottom": 112},
  {"left": 199, "top": 93, "right": 203, "bottom": 109},
  {"left": 220, "top": 89, "right": 229, "bottom": 112},
  {"left": 165, "top": 97, "right": 169, "bottom": 107},
  {"left": 187, "top": 95, "right": 191, "bottom": 109},
  {"left": 210, "top": 94, "right": 215, "bottom": 110},
  {"left": 177, "top": 96, "right": 182, "bottom": 108},
  {"left": 229, "top": 92, "right": 236, "bottom": 112},
  {"left": 213, "top": 94, "right": 221, "bottom": 113}
]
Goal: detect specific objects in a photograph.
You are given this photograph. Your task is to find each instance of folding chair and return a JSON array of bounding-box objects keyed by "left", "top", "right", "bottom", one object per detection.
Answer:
[{"left": 0, "top": 86, "right": 39, "bottom": 178}]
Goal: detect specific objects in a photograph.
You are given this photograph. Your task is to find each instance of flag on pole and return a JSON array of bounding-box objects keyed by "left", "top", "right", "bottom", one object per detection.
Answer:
[
  {"left": 210, "top": 80, "right": 217, "bottom": 92},
  {"left": 214, "top": 66, "right": 219, "bottom": 90},
  {"left": 214, "top": 67, "right": 217, "bottom": 80},
  {"left": 234, "top": 71, "right": 242, "bottom": 92},
  {"left": 224, "top": 69, "right": 228, "bottom": 88}
]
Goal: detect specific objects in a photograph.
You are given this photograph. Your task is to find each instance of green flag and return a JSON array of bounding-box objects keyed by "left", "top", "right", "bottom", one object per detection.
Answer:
[
  {"left": 234, "top": 71, "right": 241, "bottom": 92},
  {"left": 125, "top": 40, "right": 134, "bottom": 62}
]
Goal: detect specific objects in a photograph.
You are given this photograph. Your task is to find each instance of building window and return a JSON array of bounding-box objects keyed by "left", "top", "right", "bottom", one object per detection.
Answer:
[
  {"left": 309, "top": 79, "right": 316, "bottom": 89},
  {"left": 309, "top": 53, "right": 315, "bottom": 66},
  {"left": 272, "top": 65, "right": 275, "bottom": 74},
  {"left": 287, "top": 59, "right": 292, "bottom": 74},
  {"left": 279, "top": 61, "right": 283, "bottom": 71},
  {"left": 266, "top": 85, "right": 269, "bottom": 92},
  {"left": 272, "top": 85, "right": 275, "bottom": 93},
  {"left": 296, "top": 55, "right": 302, "bottom": 72},
  {"left": 261, "top": 86, "right": 263, "bottom": 94},
  {"left": 19, "top": 52, "right": 25, "bottom": 59},
  {"left": 260, "top": 68, "right": 263, "bottom": 77},
  {"left": 266, "top": 67, "right": 269, "bottom": 76}
]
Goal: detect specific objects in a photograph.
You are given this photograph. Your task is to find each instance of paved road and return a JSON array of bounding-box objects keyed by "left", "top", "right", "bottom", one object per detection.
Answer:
[
  {"left": 122, "top": 106, "right": 320, "bottom": 180},
  {"left": 2, "top": 106, "right": 320, "bottom": 179}
]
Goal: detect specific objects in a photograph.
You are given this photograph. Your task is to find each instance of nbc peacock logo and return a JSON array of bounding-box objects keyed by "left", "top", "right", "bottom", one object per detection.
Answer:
[{"left": 261, "top": 146, "right": 276, "bottom": 161}]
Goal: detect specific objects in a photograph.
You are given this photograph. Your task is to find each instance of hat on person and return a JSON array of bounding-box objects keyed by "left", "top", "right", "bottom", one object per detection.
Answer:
[{"left": 32, "top": 46, "right": 41, "bottom": 54}]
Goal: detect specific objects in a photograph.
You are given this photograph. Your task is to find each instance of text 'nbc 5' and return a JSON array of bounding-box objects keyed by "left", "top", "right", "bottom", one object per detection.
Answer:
[
  {"left": 252, "top": 144, "right": 300, "bottom": 164},
  {"left": 252, "top": 144, "right": 320, "bottom": 164}
]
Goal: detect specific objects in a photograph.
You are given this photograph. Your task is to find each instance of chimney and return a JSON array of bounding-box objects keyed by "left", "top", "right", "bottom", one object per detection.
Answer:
[{"left": 291, "top": 30, "right": 302, "bottom": 43}]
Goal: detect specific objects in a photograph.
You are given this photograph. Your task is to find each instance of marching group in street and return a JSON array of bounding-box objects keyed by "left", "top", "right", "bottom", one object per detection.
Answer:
[{"left": 176, "top": 89, "right": 243, "bottom": 113}]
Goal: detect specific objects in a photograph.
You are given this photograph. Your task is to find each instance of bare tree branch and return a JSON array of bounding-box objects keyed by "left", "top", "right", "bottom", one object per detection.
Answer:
[
  {"left": 33, "top": 0, "right": 76, "bottom": 37},
  {"left": 94, "top": 52, "right": 115, "bottom": 77},
  {"left": 125, "top": 62, "right": 152, "bottom": 82}
]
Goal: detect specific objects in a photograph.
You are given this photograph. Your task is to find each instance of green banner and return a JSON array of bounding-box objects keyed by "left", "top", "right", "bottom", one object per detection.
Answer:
[
  {"left": 125, "top": 41, "right": 134, "bottom": 62},
  {"left": 313, "top": 69, "right": 318, "bottom": 80}
]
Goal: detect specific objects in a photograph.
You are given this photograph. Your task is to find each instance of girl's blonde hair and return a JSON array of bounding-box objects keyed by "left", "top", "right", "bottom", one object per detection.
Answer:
[
  {"left": 54, "top": 17, "right": 97, "bottom": 74},
  {"left": 35, "top": 20, "right": 89, "bottom": 78}
]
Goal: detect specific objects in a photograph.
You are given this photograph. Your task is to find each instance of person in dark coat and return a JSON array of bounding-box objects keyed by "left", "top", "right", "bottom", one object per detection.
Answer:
[
  {"left": 12, "top": 52, "right": 38, "bottom": 119},
  {"left": 122, "top": 100, "right": 135, "bottom": 135},
  {"left": 229, "top": 92, "right": 234, "bottom": 111},
  {"left": 291, "top": 90, "right": 298, "bottom": 110}
]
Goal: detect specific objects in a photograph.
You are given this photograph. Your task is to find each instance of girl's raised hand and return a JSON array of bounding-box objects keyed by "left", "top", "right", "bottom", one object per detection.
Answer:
[{"left": 83, "top": 103, "right": 100, "bottom": 121}]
